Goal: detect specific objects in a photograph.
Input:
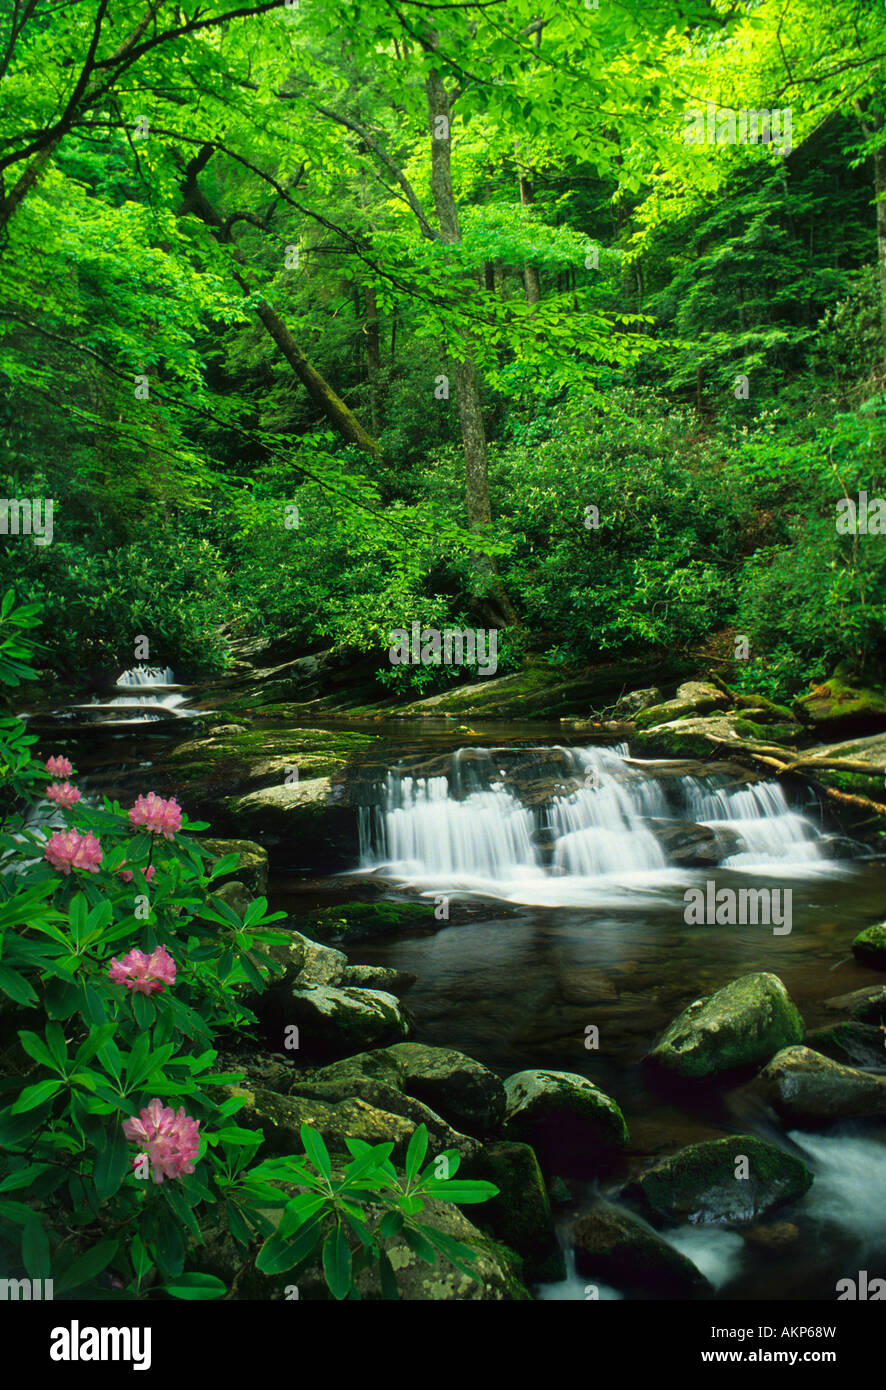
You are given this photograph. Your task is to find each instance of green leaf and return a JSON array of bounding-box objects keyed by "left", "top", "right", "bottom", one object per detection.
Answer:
[
  {"left": 55, "top": 1240, "right": 120, "bottom": 1294},
  {"left": 11, "top": 1079, "right": 61, "bottom": 1113},
  {"left": 164, "top": 1272, "right": 227, "bottom": 1301},
  {"left": 424, "top": 1179, "right": 499, "bottom": 1203},
  {"left": 300, "top": 1123, "right": 331, "bottom": 1179},
  {"left": 404, "top": 1123, "right": 428, "bottom": 1184},
  {"left": 132, "top": 992, "right": 156, "bottom": 1030},
  {"left": 17, "top": 1030, "right": 57, "bottom": 1070},
  {"left": 322, "top": 1225, "right": 352, "bottom": 1300},
  {"left": 378, "top": 1249, "right": 400, "bottom": 1300},
  {"left": 22, "top": 1217, "right": 51, "bottom": 1279},
  {"left": 0, "top": 964, "right": 37, "bottom": 1006},
  {"left": 94, "top": 1122, "right": 131, "bottom": 1200}
]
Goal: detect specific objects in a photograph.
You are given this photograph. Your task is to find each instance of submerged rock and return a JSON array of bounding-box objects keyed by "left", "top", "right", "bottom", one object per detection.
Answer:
[
  {"left": 756, "top": 1045, "right": 886, "bottom": 1122},
  {"left": 573, "top": 1200, "right": 711, "bottom": 1297},
  {"left": 646, "top": 972, "right": 805, "bottom": 1079},
  {"left": 502, "top": 1069, "right": 628, "bottom": 1178},
  {"left": 625, "top": 1135, "right": 813, "bottom": 1225}
]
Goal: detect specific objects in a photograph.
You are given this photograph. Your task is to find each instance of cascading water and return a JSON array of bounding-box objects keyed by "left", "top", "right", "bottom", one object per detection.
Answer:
[{"left": 359, "top": 743, "right": 842, "bottom": 904}]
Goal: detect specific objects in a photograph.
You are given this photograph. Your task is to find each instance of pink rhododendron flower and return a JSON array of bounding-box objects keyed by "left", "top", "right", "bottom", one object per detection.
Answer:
[
  {"left": 45, "top": 781, "right": 82, "bottom": 810},
  {"left": 44, "top": 829, "right": 103, "bottom": 875},
  {"left": 108, "top": 945, "right": 175, "bottom": 995},
  {"left": 119, "top": 864, "right": 156, "bottom": 884},
  {"left": 45, "top": 755, "right": 73, "bottom": 778},
  {"left": 128, "top": 792, "right": 182, "bottom": 839},
  {"left": 122, "top": 1099, "right": 200, "bottom": 1183}
]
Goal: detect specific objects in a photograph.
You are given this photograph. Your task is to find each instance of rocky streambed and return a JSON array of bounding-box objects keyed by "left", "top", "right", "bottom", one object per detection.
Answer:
[{"left": 23, "top": 643, "right": 886, "bottom": 1300}]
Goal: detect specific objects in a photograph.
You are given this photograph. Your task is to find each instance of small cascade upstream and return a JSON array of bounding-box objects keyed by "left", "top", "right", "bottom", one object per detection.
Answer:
[{"left": 359, "top": 743, "right": 846, "bottom": 904}]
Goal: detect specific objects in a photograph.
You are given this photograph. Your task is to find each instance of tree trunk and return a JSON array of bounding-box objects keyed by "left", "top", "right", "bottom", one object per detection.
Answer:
[
  {"left": 517, "top": 162, "right": 541, "bottom": 307},
  {"left": 179, "top": 150, "right": 380, "bottom": 457},
  {"left": 364, "top": 284, "right": 382, "bottom": 435},
  {"left": 426, "top": 68, "right": 517, "bottom": 626}
]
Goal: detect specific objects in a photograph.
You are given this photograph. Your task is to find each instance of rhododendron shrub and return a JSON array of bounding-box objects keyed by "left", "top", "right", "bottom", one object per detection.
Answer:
[{"left": 0, "top": 593, "right": 497, "bottom": 1301}]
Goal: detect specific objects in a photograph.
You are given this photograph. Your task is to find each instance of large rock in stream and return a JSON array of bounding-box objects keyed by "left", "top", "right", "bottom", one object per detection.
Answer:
[
  {"left": 625, "top": 1135, "right": 813, "bottom": 1226},
  {"left": 755, "top": 1045, "right": 886, "bottom": 1123},
  {"left": 574, "top": 1201, "right": 711, "bottom": 1297},
  {"left": 502, "top": 1069, "right": 628, "bottom": 1178},
  {"left": 646, "top": 972, "right": 805, "bottom": 1079}
]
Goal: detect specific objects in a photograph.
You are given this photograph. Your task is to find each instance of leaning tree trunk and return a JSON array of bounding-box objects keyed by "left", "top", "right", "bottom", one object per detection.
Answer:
[
  {"left": 179, "top": 147, "right": 380, "bottom": 457},
  {"left": 426, "top": 69, "right": 518, "bottom": 627}
]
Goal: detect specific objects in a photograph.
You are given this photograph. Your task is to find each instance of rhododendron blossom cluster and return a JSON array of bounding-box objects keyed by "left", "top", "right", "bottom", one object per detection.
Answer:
[
  {"left": 123, "top": 1099, "right": 201, "bottom": 1183},
  {"left": 129, "top": 792, "right": 182, "bottom": 839},
  {"left": 45, "top": 781, "right": 82, "bottom": 810},
  {"left": 44, "top": 829, "right": 103, "bottom": 874},
  {"left": 108, "top": 945, "right": 175, "bottom": 995},
  {"left": 44, "top": 754, "right": 73, "bottom": 779}
]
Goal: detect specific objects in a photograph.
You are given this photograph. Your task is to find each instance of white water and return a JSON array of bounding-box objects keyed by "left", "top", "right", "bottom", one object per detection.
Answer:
[
  {"left": 116, "top": 665, "right": 176, "bottom": 686},
  {"left": 360, "top": 744, "right": 837, "bottom": 904}
]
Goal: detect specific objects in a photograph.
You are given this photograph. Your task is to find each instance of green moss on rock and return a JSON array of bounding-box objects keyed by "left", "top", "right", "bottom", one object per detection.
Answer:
[{"left": 646, "top": 972, "right": 805, "bottom": 1078}]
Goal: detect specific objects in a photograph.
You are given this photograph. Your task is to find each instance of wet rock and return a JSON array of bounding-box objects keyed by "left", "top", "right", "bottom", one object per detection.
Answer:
[
  {"left": 312, "top": 1042, "right": 507, "bottom": 1137},
  {"left": 613, "top": 688, "right": 662, "bottom": 719},
  {"left": 823, "top": 985, "right": 886, "bottom": 1024},
  {"left": 625, "top": 1135, "right": 813, "bottom": 1226},
  {"left": 742, "top": 1221, "right": 800, "bottom": 1254},
  {"left": 574, "top": 1200, "right": 711, "bottom": 1297},
  {"left": 340, "top": 963, "right": 417, "bottom": 993},
  {"left": 646, "top": 818, "right": 743, "bottom": 867},
  {"left": 464, "top": 1141, "right": 565, "bottom": 1281},
  {"left": 756, "top": 1045, "right": 886, "bottom": 1122},
  {"left": 284, "top": 985, "right": 413, "bottom": 1055},
  {"left": 502, "top": 1069, "right": 628, "bottom": 1178},
  {"left": 852, "top": 922, "right": 886, "bottom": 970},
  {"left": 646, "top": 972, "right": 805, "bottom": 1079},
  {"left": 806, "top": 1021, "right": 886, "bottom": 1068}
]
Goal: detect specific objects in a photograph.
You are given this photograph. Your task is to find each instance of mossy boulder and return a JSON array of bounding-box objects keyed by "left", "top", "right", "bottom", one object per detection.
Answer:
[
  {"left": 634, "top": 682, "right": 730, "bottom": 731},
  {"left": 281, "top": 984, "right": 413, "bottom": 1056},
  {"left": 464, "top": 1141, "right": 565, "bottom": 1282},
  {"left": 756, "top": 1045, "right": 886, "bottom": 1123},
  {"left": 340, "top": 963, "right": 417, "bottom": 993},
  {"left": 794, "top": 675, "right": 886, "bottom": 737},
  {"left": 612, "top": 687, "right": 662, "bottom": 719},
  {"left": 297, "top": 899, "right": 437, "bottom": 944},
  {"left": 852, "top": 922, "right": 886, "bottom": 970},
  {"left": 306, "top": 1042, "right": 506, "bottom": 1136},
  {"left": 823, "top": 984, "right": 886, "bottom": 1024},
  {"left": 502, "top": 1069, "right": 628, "bottom": 1178},
  {"left": 573, "top": 1201, "right": 711, "bottom": 1297},
  {"left": 209, "top": 879, "right": 253, "bottom": 918},
  {"left": 225, "top": 1081, "right": 478, "bottom": 1163},
  {"left": 625, "top": 1135, "right": 813, "bottom": 1226},
  {"left": 646, "top": 972, "right": 805, "bottom": 1079}
]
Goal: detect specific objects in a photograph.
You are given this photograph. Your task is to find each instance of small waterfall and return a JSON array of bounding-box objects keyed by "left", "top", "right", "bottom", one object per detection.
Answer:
[
  {"left": 359, "top": 744, "right": 843, "bottom": 902},
  {"left": 116, "top": 665, "right": 176, "bottom": 687},
  {"left": 682, "top": 776, "right": 823, "bottom": 868}
]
